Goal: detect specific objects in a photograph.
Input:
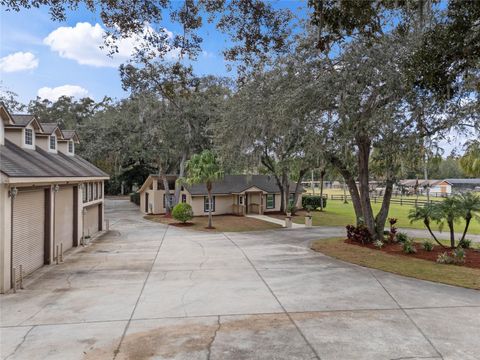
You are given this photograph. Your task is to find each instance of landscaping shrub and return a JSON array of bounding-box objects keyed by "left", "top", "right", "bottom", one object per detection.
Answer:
[
  {"left": 130, "top": 192, "right": 140, "bottom": 205},
  {"left": 396, "top": 232, "right": 409, "bottom": 243},
  {"left": 422, "top": 241, "right": 434, "bottom": 252},
  {"left": 374, "top": 240, "right": 384, "bottom": 249},
  {"left": 453, "top": 248, "right": 466, "bottom": 264},
  {"left": 302, "top": 195, "right": 327, "bottom": 210},
  {"left": 402, "top": 240, "right": 417, "bottom": 254},
  {"left": 346, "top": 224, "right": 372, "bottom": 244},
  {"left": 172, "top": 203, "right": 194, "bottom": 223},
  {"left": 437, "top": 252, "right": 453, "bottom": 264},
  {"left": 436, "top": 249, "right": 466, "bottom": 265},
  {"left": 459, "top": 239, "right": 472, "bottom": 249},
  {"left": 287, "top": 203, "right": 297, "bottom": 215}
]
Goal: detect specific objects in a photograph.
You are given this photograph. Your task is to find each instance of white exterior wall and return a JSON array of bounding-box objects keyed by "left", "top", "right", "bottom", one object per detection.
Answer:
[
  {"left": 190, "top": 195, "right": 234, "bottom": 216},
  {"left": 263, "top": 194, "right": 281, "bottom": 212}
]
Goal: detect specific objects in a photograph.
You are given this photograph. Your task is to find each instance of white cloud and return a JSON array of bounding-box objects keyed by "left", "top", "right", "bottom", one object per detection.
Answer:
[
  {"left": 43, "top": 22, "right": 175, "bottom": 67},
  {"left": 37, "top": 85, "right": 89, "bottom": 101},
  {"left": 0, "top": 52, "right": 39, "bottom": 72}
]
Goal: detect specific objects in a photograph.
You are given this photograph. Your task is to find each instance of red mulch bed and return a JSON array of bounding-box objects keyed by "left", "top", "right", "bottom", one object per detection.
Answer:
[
  {"left": 171, "top": 222, "right": 195, "bottom": 227},
  {"left": 345, "top": 239, "right": 480, "bottom": 269}
]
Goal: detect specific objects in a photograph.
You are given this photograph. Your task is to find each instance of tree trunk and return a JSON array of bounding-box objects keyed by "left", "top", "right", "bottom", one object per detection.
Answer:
[
  {"left": 326, "top": 153, "right": 363, "bottom": 224},
  {"left": 424, "top": 220, "right": 446, "bottom": 248},
  {"left": 282, "top": 171, "right": 290, "bottom": 214},
  {"left": 357, "top": 136, "right": 375, "bottom": 236},
  {"left": 173, "top": 152, "right": 187, "bottom": 206},
  {"left": 159, "top": 162, "right": 171, "bottom": 215},
  {"left": 207, "top": 182, "right": 213, "bottom": 228},
  {"left": 162, "top": 175, "right": 171, "bottom": 215},
  {"left": 319, "top": 169, "right": 325, "bottom": 211},
  {"left": 292, "top": 168, "right": 308, "bottom": 212},
  {"left": 374, "top": 179, "right": 394, "bottom": 240},
  {"left": 460, "top": 214, "right": 471, "bottom": 242},
  {"left": 448, "top": 219, "right": 455, "bottom": 248}
]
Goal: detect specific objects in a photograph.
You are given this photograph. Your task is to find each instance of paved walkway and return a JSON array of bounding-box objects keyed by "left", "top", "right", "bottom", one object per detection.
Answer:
[
  {"left": 1, "top": 199, "right": 479, "bottom": 360},
  {"left": 246, "top": 214, "right": 306, "bottom": 228}
]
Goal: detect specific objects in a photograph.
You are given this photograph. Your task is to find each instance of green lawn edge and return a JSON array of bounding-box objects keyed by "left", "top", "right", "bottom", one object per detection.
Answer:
[{"left": 311, "top": 237, "right": 480, "bottom": 290}]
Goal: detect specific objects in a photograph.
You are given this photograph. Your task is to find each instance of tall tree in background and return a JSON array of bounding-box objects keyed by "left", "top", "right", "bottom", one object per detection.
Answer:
[{"left": 460, "top": 141, "right": 480, "bottom": 177}]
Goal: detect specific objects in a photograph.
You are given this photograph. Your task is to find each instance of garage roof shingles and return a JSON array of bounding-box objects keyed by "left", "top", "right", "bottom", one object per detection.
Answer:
[{"left": 0, "top": 139, "right": 108, "bottom": 178}]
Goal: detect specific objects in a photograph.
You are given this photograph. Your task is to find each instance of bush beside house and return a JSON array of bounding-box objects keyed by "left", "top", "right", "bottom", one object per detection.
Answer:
[
  {"left": 172, "top": 203, "right": 194, "bottom": 223},
  {"left": 302, "top": 195, "right": 327, "bottom": 210}
]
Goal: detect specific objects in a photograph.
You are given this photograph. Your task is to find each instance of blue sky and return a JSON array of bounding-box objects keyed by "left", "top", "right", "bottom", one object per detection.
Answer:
[{"left": 0, "top": 3, "right": 239, "bottom": 103}]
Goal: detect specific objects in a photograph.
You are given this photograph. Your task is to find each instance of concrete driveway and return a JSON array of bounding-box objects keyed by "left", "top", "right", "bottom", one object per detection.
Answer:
[{"left": 1, "top": 199, "right": 479, "bottom": 360}]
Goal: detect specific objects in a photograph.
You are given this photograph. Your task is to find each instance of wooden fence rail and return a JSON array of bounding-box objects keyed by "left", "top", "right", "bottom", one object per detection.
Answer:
[{"left": 330, "top": 194, "right": 440, "bottom": 207}]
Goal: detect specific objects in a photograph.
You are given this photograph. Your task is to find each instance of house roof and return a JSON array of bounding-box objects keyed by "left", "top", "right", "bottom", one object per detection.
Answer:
[
  {"left": 400, "top": 178, "right": 480, "bottom": 187},
  {"left": 187, "top": 175, "right": 298, "bottom": 195},
  {"left": 39, "top": 122, "right": 60, "bottom": 135},
  {"left": 139, "top": 174, "right": 302, "bottom": 195},
  {"left": 445, "top": 178, "right": 480, "bottom": 185},
  {"left": 0, "top": 139, "right": 109, "bottom": 178},
  {"left": 61, "top": 130, "right": 79, "bottom": 142},
  {"left": 399, "top": 179, "right": 444, "bottom": 187},
  {"left": 5, "top": 114, "right": 43, "bottom": 131}
]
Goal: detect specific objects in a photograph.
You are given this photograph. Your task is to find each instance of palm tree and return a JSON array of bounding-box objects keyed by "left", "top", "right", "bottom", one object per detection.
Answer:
[
  {"left": 408, "top": 204, "right": 446, "bottom": 248},
  {"left": 185, "top": 150, "right": 223, "bottom": 229},
  {"left": 432, "top": 197, "right": 461, "bottom": 249},
  {"left": 453, "top": 192, "right": 480, "bottom": 242}
]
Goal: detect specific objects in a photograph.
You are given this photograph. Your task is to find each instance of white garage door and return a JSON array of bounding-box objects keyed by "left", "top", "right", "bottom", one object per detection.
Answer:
[
  {"left": 55, "top": 186, "right": 74, "bottom": 252},
  {"left": 12, "top": 189, "right": 45, "bottom": 281},
  {"left": 84, "top": 204, "right": 99, "bottom": 238}
]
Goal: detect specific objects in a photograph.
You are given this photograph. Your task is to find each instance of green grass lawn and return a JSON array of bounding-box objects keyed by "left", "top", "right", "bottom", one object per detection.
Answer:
[
  {"left": 292, "top": 200, "right": 480, "bottom": 235},
  {"left": 311, "top": 238, "right": 480, "bottom": 290}
]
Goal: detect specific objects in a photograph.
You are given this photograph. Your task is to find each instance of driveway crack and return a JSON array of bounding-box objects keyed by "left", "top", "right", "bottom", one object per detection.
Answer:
[
  {"left": 206, "top": 315, "right": 221, "bottom": 360},
  {"left": 4, "top": 326, "right": 36, "bottom": 360}
]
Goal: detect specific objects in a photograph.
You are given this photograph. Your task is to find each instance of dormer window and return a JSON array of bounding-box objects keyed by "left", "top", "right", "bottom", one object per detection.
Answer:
[
  {"left": 49, "top": 135, "right": 56, "bottom": 150},
  {"left": 25, "top": 128, "right": 33, "bottom": 145},
  {"left": 68, "top": 140, "right": 74, "bottom": 153}
]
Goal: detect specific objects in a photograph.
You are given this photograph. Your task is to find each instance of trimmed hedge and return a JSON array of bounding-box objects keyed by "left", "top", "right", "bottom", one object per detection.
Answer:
[
  {"left": 302, "top": 195, "right": 327, "bottom": 210},
  {"left": 130, "top": 192, "right": 140, "bottom": 205}
]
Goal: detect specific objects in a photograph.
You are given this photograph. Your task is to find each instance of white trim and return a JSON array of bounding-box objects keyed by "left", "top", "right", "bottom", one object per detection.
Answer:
[
  {"left": 2, "top": 176, "right": 109, "bottom": 185},
  {"left": 23, "top": 127, "right": 35, "bottom": 149},
  {"left": 49, "top": 135, "right": 57, "bottom": 152}
]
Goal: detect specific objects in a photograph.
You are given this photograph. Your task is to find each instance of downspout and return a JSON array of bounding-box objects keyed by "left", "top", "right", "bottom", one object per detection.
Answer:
[
  {"left": 9, "top": 187, "right": 17, "bottom": 290},
  {"left": 52, "top": 184, "right": 59, "bottom": 261}
]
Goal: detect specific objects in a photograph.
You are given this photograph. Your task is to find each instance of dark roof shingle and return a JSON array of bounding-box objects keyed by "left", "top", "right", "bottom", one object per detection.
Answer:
[
  {"left": 0, "top": 139, "right": 108, "bottom": 178},
  {"left": 184, "top": 175, "right": 300, "bottom": 195}
]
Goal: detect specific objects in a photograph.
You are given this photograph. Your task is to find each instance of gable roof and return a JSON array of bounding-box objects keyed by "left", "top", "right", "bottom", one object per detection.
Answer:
[
  {"left": 0, "top": 105, "right": 15, "bottom": 125},
  {"left": 0, "top": 139, "right": 108, "bottom": 178},
  {"left": 5, "top": 114, "right": 43, "bottom": 131},
  {"left": 61, "top": 130, "right": 80, "bottom": 142},
  {"left": 39, "top": 122, "right": 61, "bottom": 135}
]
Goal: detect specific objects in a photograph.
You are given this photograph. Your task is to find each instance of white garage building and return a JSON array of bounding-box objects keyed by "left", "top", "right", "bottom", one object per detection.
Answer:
[{"left": 0, "top": 105, "right": 109, "bottom": 293}]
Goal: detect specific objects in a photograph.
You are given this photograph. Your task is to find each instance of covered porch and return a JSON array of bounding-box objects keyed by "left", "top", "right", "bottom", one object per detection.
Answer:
[{"left": 232, "top": 188, "right": 267, "bottom": 216}]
